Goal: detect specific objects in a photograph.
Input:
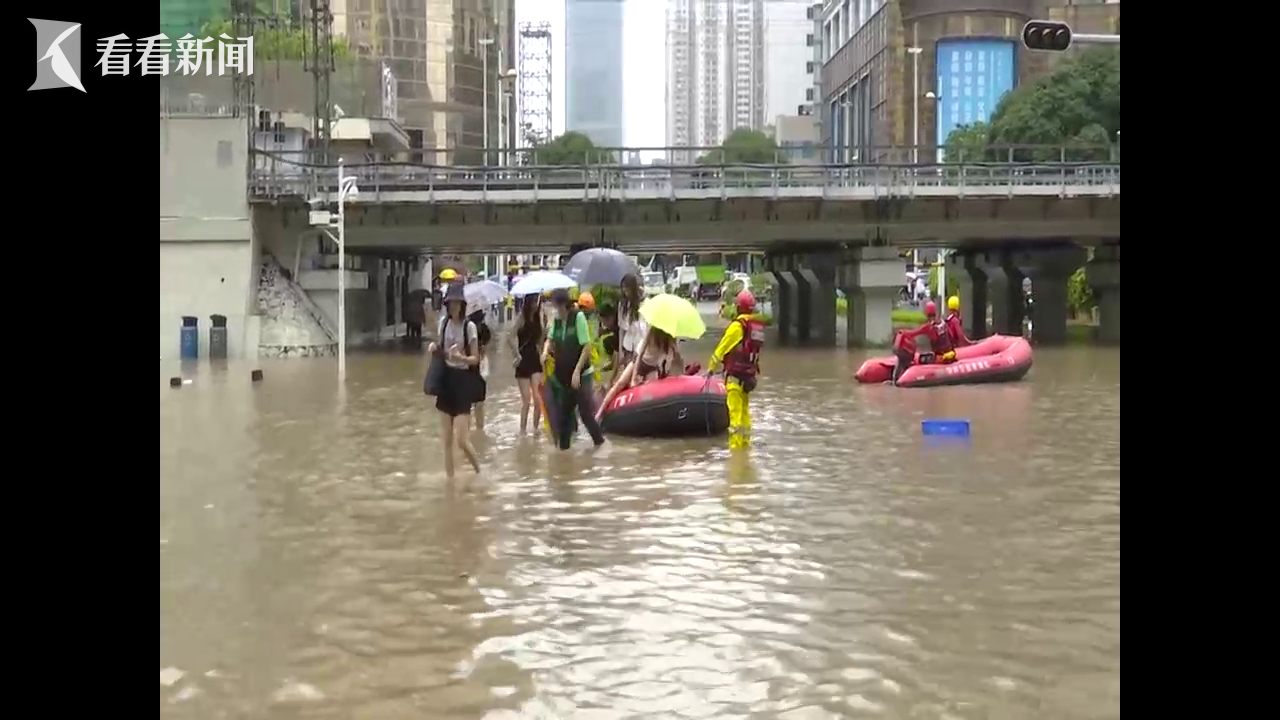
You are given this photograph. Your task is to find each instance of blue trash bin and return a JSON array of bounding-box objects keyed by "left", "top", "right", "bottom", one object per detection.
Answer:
[{"left": 180, "top": 316, "right": 199, "bottom": 360}]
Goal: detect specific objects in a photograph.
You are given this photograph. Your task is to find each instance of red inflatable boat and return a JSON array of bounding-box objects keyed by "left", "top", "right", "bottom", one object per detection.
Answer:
[
  {"left": 854, "top": 334, "right": 1033, "bottom": 388},
  {"left": 599, "top": 374, "right": 730, "bottom": 437}
]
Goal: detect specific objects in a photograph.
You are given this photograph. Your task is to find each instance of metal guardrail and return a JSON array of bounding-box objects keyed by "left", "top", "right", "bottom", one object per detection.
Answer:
[{"left": 250, "top": 160, "right": 1119, "bottom": 201}]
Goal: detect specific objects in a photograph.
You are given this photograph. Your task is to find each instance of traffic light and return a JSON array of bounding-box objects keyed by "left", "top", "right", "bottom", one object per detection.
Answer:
[{"left": 1022, "top": 20, "right": 1073, "bottom": 52}]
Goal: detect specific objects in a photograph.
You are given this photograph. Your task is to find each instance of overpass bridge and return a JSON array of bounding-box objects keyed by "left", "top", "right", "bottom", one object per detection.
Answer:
[
  {"left": 249, "top": 159, "right": 1119, "bottom": 253},
  {"left": 246, "top": 155, "right": 1119, "bottom": 350}
]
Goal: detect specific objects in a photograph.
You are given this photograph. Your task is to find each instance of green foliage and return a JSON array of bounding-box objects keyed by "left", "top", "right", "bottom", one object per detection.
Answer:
[
  {"left": 988, "top": 48, "right": 1120, "bottom": 161},
  {"left": 927, "top": 265, "right": 962, "bottom": 299},
  {"left": 943, "top": 122, "right": 993, "bottom": 162},
  {"left": 699, "top": 128, "right": 786, "bottom": 165},
  {"left": 941, "top": 48, "right": 1119, "bottom": 161},
  {"left": 1067, "top": 267, "right": 1093, "bottom": 316},
  {"left": 529, "top": 132, "right": 615, "bottom": 165},
  {"left": 591, "top": 284, "right": 621, "bottom": 311},
  {"left": 198, "top": 18, "right": 352, "bottom": 61}
]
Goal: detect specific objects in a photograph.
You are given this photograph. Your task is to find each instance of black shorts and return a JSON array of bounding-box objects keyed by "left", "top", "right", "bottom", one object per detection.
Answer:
[
  {"left": 473, "top": 372, "right": 488, "bottom": 403},
  {"left": 434, "top": 367, "right": 473, "bottom": 417}
]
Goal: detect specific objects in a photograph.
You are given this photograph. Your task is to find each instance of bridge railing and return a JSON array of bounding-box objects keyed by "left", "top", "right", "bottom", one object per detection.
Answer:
[{"left": 249, "top": 158, "right": 1119, "bottom": 200}]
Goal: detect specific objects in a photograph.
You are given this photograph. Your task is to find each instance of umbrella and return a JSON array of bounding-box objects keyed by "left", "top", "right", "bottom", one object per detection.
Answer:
[
  {"left": 562, "top": 248, "right": 640, "bottom": 287},
  {"left": 463, "top": 280, "right": 509, "bottom": 307},
  {"left": 511, "top": 270, "right": 575, "bottom": 297},
  {"left": 638, "top": 293, "right": 707, "bottom": 340}
]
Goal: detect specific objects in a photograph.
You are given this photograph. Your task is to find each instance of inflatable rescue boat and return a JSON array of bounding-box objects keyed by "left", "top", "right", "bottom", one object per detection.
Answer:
[
  {"left": 854, "top": 334, "right": 1033, "bottom": 388},
  {"left": 599, "top": 374, "right": 730, "bottom": 437}
]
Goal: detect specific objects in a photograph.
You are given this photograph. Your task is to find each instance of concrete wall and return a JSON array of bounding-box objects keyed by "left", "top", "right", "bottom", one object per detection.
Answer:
[
  {"left": 159, "top": 241, "right": 255, "bottom": 359},
  {"left": 159, "top": 116, "right": 256, "bottom": 359},
  {"left": 251, "top": 214, "right": 396, "bottom": 348}
]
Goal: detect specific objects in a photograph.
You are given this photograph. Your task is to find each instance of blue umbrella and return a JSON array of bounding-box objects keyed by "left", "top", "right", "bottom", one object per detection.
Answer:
[{"left": 511, "top": 271, "right": 575, "bottom": 297}]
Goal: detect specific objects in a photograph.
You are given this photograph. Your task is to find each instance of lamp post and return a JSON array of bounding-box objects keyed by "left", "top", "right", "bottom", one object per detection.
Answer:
[
  {"left": 335, "top": 160, "right": 359, "bottom": 382},
  {"left": 497, "top": 68, "right": 517, "bottom": 165},
  {"left": 479, "top": 37, "right": 495, "bottom": 165},
  {"left": 907, "top": 47, "right": 922, "bottom": 165},
  {"left": 925, "top": 91, "right": 941, "bottom": 162}
]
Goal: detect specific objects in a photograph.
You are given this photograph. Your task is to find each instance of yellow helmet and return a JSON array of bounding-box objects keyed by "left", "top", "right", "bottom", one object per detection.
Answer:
[
  {"left": 947, "top": 295, "right": 961, "bottom": 311},
  {"left": 439, "top": 268, "right": 458, "bottom": 281}
]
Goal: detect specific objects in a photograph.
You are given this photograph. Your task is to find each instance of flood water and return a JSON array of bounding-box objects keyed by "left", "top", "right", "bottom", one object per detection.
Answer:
[{"left": 160, "top": 338, "right": 1120, "bottom": 719}]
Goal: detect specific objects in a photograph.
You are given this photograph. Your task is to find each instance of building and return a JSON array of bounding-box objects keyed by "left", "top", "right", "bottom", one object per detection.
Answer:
[
  {"left": 816, "top": 1, "right": 1118, "bottom": 164},
  {"left": 565, "top": 0, "right": 625, "bottom": 148},
  {"left": 665, "top": 0, "right": 767, "bottom": 161},
  {"left": 332, "top": 0, "right": 514, "bottom": 163},
  {"left": 774, "top": 113, "right": 820, "bottom": 163}
]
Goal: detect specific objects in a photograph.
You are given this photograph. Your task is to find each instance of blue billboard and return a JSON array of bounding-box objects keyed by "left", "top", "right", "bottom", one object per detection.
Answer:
[{"left": 935, "top": 39, "right": 1016, "bottom": 152}]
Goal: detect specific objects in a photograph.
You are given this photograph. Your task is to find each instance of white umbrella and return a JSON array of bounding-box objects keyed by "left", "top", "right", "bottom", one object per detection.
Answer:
[
  {"left": 463, "top": 280, "right": 509, "bottom": 307},
  {"left": 511, "top": 270, "right": 575, "bottom": 297}
]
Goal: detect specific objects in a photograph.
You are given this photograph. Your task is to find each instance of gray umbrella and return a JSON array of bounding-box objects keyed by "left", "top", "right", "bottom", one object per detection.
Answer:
[{"left": 562, "top": 248, "right": 640, "bottom": 287}]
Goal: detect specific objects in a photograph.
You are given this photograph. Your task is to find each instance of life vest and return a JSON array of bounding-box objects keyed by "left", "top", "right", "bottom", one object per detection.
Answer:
[
  {"left": 724, "top": 316, "right": 765, "bottom": 380},
  {"left": 927, "top": 320, "right": 954, "bottom": 354},
  {"left": 550, "top": 310, "right": 584, "bottom": 386},
  {"left": 944, "top": 312, "right": 966, "bottom": 345}
]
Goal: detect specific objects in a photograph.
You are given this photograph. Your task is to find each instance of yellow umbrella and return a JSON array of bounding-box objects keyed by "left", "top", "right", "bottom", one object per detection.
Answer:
[{"left": 639, "top": 293, "right": 706, "bottom": 340}]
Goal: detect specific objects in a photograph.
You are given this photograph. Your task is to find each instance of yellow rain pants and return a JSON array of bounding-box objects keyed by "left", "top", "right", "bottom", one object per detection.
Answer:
[{"left": 726, "top": 376, "right": 752, "bottom": 450}]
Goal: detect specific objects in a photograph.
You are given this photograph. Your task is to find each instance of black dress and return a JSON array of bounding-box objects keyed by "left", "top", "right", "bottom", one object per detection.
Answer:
[{"left": 514, "top": 318, "right": 543, "bottom": 379}]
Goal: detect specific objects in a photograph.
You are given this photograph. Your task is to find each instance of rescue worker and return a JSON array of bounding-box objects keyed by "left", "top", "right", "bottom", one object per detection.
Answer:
[
  {"left": 897, "top": 301, "right": 957, "bottom": 368},
  {"left": 943, "top": 295, "right": 972, "bottom": 348},
  {"left": 541, "top": 288, "right": 606, "bottom": 450},
  {"left": 707, "top": 290, "right": 765, "bottom": 450}
]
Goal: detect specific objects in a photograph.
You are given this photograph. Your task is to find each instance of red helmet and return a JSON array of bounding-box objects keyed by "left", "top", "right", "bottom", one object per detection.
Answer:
[
  {"left": 924, "top": 301, "right": 938, "bottom": 317},
  {"left": 735, "top": 289, "right": 757, "bottom": 313}
]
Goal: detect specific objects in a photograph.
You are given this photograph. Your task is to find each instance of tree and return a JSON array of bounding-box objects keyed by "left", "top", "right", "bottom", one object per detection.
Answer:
[
  {"left": 985, "top": 47, "right": 1120, "bottom": 161},
  {"left": 529, "top": 132, "right": 615, "bottom": 165},
  {"left": 198, "top": 19, "right": 352, "bottom": 62},
  {"left": 699, "top": 128, "right": 785, "bottom": 164},
  {"left": 943, "top": 121, "right": 993, "bottom": 162},
  {"left": 941, "top": 48, "right": 1119, "bottom": 162}
]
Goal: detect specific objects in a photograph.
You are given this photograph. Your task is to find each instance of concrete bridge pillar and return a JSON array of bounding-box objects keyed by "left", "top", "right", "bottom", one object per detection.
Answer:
[
  {"left": 946, "top": 251, "right": 989, "bottom": 339},
  {"left": 987, "top": 255, "right": 1027, "bottom": 337},
  {"left": 771, "top": 269, "right": 799, "bottom": 346},
  {"left": 839, "top": 247, "right": 906, "bottom": 347},
  {"left": 1006, "top": 246, "right": 1088, "bottom": 346},
  {"left": 1086, "top": 244, "right": 1121, "bottom": 345},
  {"left": 796, "top": 257, "right": 838, "bottom": 346}
]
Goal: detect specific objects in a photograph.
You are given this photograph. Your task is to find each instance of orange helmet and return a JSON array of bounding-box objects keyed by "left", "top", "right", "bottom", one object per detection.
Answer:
[
  {"left": 735, "top": 289, "right": 756, "bottom": 314},
  {"left": 577, "top": 291, "right": 596, "bottom": 311}
]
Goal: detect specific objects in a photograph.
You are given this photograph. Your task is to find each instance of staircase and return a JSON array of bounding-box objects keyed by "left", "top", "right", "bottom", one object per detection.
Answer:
[{"left": 256, "top": 254, "right": 339, "bottom": 358}]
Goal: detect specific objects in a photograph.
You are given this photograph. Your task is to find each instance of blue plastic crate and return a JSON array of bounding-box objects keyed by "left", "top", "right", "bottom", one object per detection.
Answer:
[{"left": 921, "top": 418, "right": 971, "bottom": 437}]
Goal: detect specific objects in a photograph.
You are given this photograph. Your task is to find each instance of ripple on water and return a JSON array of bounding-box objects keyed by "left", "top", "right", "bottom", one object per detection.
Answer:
[{"left": 160, "top": 347, "right": 1120, "bottom": 719}]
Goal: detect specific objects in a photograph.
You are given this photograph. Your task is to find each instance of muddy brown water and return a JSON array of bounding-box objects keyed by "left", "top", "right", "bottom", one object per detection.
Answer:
[{"left": 160, "top": 340, "right": 1120, "bottom": 719}]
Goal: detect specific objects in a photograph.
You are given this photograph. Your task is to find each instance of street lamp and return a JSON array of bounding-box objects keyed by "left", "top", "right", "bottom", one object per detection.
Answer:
[
  {"left": 309, "top": 160, "right": 360, "bottom": 382},
  {"left": 907, "top": 47, "right": 923, "bottom": 165},
  {"left": 498, "top": 68, "right": 517, "bottom": 166},
  {"left": 924, "top": 91, "right": 941, "bottom": 163},
  {"left": 479, "top": 37, "right": 495, "bottom": 165}
]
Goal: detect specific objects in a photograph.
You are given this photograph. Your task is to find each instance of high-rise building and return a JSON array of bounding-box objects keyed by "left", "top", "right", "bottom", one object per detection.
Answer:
[
  {"left": 333, "top": 0, "right": 513, "bottom": 162},
  {"left": 665, "top": 0, "right": 767, "bottom": 160},
  {"left": 565, "top": 0, "right": 625, "bottom": 148},
  {"left": 723, "top": 0, "right": 766, "bottom": 133}
]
